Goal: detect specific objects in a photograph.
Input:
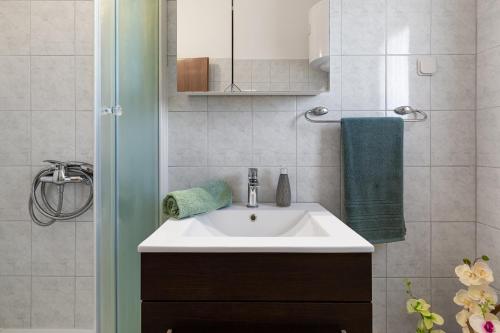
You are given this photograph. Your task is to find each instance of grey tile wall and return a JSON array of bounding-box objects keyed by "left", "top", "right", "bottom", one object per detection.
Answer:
[
  {"left": 0, "top": 0, "right": 95, "bottom": 329},
  {"left": 166, "top": 1, "right": 478, "bottom": 332},
  {"left": 476, "top": 0, "right": 500, "bottom": 291}
]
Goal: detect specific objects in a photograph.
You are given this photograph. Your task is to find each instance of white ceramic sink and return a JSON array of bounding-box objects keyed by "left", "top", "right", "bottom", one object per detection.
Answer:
[{"left": 138, "top": 203, "right": 374, "bottom": 253}]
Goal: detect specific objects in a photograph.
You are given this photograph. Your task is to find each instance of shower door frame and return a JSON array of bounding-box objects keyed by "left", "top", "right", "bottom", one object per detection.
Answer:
[{"left": 95, "top": 0, "right": 162, "bottom": 332}]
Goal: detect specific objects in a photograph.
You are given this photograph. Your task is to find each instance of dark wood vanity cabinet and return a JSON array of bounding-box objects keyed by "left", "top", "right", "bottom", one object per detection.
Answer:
[{"left": 141, "top": 253, "right": 372, "bottom": 333}]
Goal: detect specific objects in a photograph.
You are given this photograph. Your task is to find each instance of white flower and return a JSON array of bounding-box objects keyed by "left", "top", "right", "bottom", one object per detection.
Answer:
[
  {"left": 456, "top": 264, "right": 481, "bottom": 286},
  {"left": 456, "top": 309, "right": 471, "bottom": 327},
  {"left": 456, "top": 262, "right": 495, "bottom": 286},
  {"left": 454, "top": 289, "right": 483, "bottom": 314},
  {"left": 469, "top": 313, "right": 500, "bottom": 333},
  {"left": 472, "top": 262, "right": 495, "bottom": 285},
  {"left": 468, "top": 284, "right": 498, "bottom": 304}
]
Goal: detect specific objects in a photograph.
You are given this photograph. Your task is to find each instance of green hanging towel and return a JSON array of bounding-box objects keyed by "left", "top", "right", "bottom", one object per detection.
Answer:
[{"left": 342, "top": 117, "right": 406, "bottom": 244}]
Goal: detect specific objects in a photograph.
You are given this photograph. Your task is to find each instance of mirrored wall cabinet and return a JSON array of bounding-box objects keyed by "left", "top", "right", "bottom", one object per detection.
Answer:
[{"left": 176, "top": 0, "right": 331, "bottom": 95}]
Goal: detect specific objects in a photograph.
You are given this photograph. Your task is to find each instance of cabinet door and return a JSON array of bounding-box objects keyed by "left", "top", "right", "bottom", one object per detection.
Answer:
[{"left": 142, "top": 302, "right": 372, "bottom": 333}]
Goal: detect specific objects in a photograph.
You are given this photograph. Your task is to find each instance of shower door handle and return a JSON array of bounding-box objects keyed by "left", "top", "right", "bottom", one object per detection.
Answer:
[{"left": 102, "top": 105, "right": 123, "bottom": 116}]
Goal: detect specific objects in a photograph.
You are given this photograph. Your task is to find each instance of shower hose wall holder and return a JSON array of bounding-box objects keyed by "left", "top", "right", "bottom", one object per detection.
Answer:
[{"left": 29, "top": 160, "right": 94, "bottom": 226}]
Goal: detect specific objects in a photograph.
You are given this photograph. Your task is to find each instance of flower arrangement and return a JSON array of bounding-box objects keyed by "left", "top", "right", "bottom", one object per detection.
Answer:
[
  {"left": 454, "top": 256, "right": 500, "bottom": 333},
  {"left": 405, "top": 279, "right": 446, "bottom": 333}
]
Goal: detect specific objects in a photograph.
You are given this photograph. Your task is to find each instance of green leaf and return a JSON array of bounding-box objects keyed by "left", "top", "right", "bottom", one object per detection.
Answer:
[
  {"left": 463, "top": 258, "right": 472, "bottom": 265},
  {"left": 482, "top": 255, "right": 490, "bottom": 261}
]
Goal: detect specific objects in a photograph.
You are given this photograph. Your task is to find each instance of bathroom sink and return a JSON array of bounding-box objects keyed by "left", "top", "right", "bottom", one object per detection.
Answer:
[{"left": 138, "top": 203, "right": 374, "bottom": 253}]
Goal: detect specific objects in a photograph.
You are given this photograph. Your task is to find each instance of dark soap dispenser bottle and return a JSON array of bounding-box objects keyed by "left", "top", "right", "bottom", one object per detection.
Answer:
[{"left": 276, "top": 168, "right": 291, "bottom": 207}]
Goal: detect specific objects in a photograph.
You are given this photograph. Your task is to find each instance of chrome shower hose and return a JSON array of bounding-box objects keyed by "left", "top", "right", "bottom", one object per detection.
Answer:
[{"left": 29, "top": 161, "right": 94, "bottom": 227}]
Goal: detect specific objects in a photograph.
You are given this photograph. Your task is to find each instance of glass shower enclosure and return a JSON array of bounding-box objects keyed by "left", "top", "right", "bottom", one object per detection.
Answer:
[{"left": 95, "top": 0, "right": 160, "bottom": 332}]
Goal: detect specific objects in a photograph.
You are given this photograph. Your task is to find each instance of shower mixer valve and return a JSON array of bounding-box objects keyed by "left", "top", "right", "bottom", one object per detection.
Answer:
[
  {"left": 40, "top": 160, "right": 93, "bottom": 186},
  {"left": 29, "top": 160, "right": 94, "bottom": 227}
]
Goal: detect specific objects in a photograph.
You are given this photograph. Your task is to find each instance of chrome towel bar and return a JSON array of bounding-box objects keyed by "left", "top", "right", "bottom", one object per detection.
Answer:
[{"left": 304, "top": 106, "right": 428, "bottom": 123}]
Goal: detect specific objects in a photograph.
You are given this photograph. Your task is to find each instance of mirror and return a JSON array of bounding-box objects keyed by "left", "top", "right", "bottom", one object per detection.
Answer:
[{"left": 177, "top": 0, "right": 330, "bottom": 94}]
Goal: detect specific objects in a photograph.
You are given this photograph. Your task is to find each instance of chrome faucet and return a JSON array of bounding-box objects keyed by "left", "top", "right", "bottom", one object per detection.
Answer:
[{"left": 247, "top": 168, "right": 259, "bottom": 208}]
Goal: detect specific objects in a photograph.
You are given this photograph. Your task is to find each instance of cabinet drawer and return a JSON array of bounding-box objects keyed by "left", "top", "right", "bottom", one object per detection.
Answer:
[
  {"left": 141, "top": 253, "right": 371, "bottom": 302},
  {"left": 142, "top": 301, "right": 372, "bottom": 333}
]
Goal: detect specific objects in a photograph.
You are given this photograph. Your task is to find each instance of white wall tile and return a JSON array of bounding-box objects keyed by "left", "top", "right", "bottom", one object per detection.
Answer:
[
  {"left": 431, "top": 0, "right": 476, "bottom": 54},
  {"left": 31, "top": 56, "right": 76, "bottom": 111},
  {"left": 208, "top": 96, "right": 252, "bottom": 112},
  {"left": 75, "top": 277, "right": 95, "bottom": 329},
  {"left": 31, "top": 111, "right": 76, "bottom": 165},
  {"left": 387, "top": 56, "right": 430, "bottom": 111},
  {"left": 208, "top": 112, "right": 252, "bottom": 166},
  {"left": 403, "top": 115, "right": 430, "bottom": 166},
  {"left": 0, "top": 1, "right": 30, "bottom": 55},
  {"left": 31, "top": 1, "right": 75, "bottom": 55},
  {"left": 342, "top": 56, "right": 385, "bottom": 110},
  {"left": 404, "top": 167, "right": 430, "bottom": 222},
  {"left": 253, "top": 112, "right": 296, "bottom": 166},
  {"left": 0, "top": 222, "right": 30, "bottom": 275},
  {"left": 252, "top": 96, "right": 296, "bottom": 112},
  {"left": 387, "top": 0, "right": 431, "bottom": 54},
  {"left": 477, "top": 47, "right": 500, "bottom": 110},
  {"left": 431, "top": 167, "right": 475, "bottom": 221},
  {"left": 387, "top": 278, "right": 430, "bottom": 333},
  {"left": 477, "top": 223, "right": 500, "bottom": 290},
  {"left": 477, "top": 167, "right": 500, "bottom": 230},
  {"left": 431, "top": 55, "right": 476, "bottom": 111},
  {"left": 76, "top": 111, "right": 94, "bottom": 163},
  {"left": 477, "top": 0, "right": 500, "bottom": 53},
  {"left": 0, "top": 166, "right": 31, "bottom": 221},
  {"left": 342, "top": 0, "right": 386, "bottom": 55},
  {"left": 0, "top": 111, "right": 31, "bottom": 165},
  {"left": 31, "top": 277, "right": 75, "bottom": 328},
  {"left": 387, "top": 222, "right": 431, "bottom": 277},
  {"left": 168, "top": 112, "right": 207, "bottom": 166},
  {"left": 431, "top": 111, "right": 475, "bottom": 166},
  {"left": 373, "top": 278, "right": 387, "bottom": 333},
  {"left": 297, "top": 115, "right": 341, "bottom": 167},
  {"left": 297, "top": 167, "right": 341, "bottom": 216},
  {"left": 477, "top": 108, "right": 500, "bottom": 167},
  {"left": 76, "top": 56, "right": 94, "bottom": 111},
  {"left": 431, "top": 278, "right": 463, "bottom": 333},
  {"left": 168, "top": 167, "right": 209, "bottom": 192},
  {"left": 32, "top": 222, "right": 75, "bottom": 276},
  {"left": 0, "top": 276, "right": 30, "bottom": 328},
  {"left": 431, "top": 223, "right": 475, "bottom": 277},
  {"left": 76, "top": 222, "right": 94, "bottom": 276},
  {"left": 372, "top": 244, "right": 387, "bottom": 278},
  {"left": 0, "top": 56, "right": 30, "bottom": 110},
  {"left": 75, "top": 1, "right": 94, "bottom": 55}
]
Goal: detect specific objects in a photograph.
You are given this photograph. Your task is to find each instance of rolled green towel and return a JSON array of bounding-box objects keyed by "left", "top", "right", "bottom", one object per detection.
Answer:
[{"left": 163, "top": 180, "right": 232, "bottom": 220}]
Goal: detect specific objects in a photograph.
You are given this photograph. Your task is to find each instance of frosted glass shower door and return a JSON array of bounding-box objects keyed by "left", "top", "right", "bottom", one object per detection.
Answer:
[{"left": 96, "top": 0, "right": 159, "bottom": 332}]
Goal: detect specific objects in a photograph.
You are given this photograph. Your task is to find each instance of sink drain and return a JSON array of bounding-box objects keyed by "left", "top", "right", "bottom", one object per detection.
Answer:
[{"left": 250, "top": 214, "right": 257, "bottom": 222}]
